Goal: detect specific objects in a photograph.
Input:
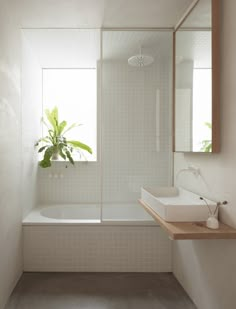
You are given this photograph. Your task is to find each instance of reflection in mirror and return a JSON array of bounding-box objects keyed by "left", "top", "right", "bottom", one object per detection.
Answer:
[
  {"left": 175, "top": 30, "right": 212, "bottom": 151},
  {"left": 174, "top": 0, "right": 219, "bottom": 153}
]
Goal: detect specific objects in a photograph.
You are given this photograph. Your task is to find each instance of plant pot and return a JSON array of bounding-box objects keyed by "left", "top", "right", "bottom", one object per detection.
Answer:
[{"left": 52, "top": 151, "right": 59, "bottom": 160}]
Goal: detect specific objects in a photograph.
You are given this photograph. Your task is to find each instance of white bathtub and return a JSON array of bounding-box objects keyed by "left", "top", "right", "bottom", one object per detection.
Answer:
[{"left": 23, "top": 203, "right": 155, "bottom": 225}]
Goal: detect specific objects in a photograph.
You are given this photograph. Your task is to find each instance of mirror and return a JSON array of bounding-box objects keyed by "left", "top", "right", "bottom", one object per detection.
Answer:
[{"left": 174, "top": 0, "right": 220, "bottom": 152}]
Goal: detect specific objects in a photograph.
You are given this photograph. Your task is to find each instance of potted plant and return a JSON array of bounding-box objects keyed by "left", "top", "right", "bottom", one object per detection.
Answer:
[{"left": 35, "top": 106, "right": 92, "bottom": 168}]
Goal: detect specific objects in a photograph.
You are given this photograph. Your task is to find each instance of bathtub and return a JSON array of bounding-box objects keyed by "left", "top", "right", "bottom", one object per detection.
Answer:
[
  {"left": 23, "top": 203, "right": 155, "bottom": 225},
  {"left": 23, "top": 203, "right": 171, "bottom": 273}
]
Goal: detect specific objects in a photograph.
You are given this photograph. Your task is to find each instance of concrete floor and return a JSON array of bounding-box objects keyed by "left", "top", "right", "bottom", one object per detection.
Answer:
[{"left": 6, "top": 273, "right": 196, "bottom": 309}]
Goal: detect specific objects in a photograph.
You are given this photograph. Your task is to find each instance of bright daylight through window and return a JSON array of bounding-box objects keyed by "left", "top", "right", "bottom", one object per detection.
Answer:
[
  {"left": 42, "top": 68, "right": 97, "bottom": 161},
  {"left": 192, "top": 68, "right": 212, "bottom": 152}
]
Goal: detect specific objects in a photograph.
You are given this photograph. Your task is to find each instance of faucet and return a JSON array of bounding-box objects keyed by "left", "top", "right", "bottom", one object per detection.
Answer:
[{"left": 176, "top": 165, "right": 200, "bottom": 181}]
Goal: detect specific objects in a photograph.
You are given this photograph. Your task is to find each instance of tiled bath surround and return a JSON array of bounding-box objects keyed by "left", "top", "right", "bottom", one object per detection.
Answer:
[{"left": 24, "top": 225, "right": 171, "bottom": 272}]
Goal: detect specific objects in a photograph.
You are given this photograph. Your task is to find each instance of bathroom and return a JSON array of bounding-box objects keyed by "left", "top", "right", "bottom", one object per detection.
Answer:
[{"left": 0, "top": 0, "right": 236, "bottom": 308}]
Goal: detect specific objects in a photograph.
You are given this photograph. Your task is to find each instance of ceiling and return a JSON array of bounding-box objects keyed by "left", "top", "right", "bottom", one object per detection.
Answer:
[
  {"left": 176, "top": 31, "right": 211, "bottom": 68},
  {"left": 23, "top": 29, "right": 101, "bottom": 67},
  {"left": 22, "top": 29, "right": 173, "bottom": 67},
  {"left": 102, "top": 31, "right": 172, "bottom": 61},
  {"left": 18, "top": 0, "right": 211, "bottom": 67},
  {"left": 7, "top": 0, "right": 195, "bottom": 29},
  {"left": 181, "top": 0, "right": 211, "bottom": 28}
]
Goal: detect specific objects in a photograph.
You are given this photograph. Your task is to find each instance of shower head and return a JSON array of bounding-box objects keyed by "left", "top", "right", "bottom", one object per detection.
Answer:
[{"left": 128, "top": 46, "right": 154, "bottom": 67}]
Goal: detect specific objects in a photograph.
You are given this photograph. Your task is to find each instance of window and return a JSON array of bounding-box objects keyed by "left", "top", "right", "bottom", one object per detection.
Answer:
[
  {"left": 42, "top": 68, "right": 97, "bottom": 161},
  {"left": 192, "top": 68, "right": 212, "bottom": 151}
]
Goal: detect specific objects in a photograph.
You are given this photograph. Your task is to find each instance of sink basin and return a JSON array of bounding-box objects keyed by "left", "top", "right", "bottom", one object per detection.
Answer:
[{"left": 141, "top": 186, "right": 217, "bottom": 222}]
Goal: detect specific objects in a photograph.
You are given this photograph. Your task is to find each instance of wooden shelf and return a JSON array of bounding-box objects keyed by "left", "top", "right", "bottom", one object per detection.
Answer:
[{"left": 139, "top": 199, "right": 236, "bottom": 240}]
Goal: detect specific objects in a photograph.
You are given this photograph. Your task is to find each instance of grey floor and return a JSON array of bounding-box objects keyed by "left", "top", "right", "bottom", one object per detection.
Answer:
[{"left": 6, "top": 273, "right": 196, "bottom": 309}]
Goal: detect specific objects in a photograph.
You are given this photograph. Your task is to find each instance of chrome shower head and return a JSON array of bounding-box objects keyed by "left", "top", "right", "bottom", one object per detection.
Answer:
[{"left": 128, "top": 46, "right": 154, "bottom": 67}]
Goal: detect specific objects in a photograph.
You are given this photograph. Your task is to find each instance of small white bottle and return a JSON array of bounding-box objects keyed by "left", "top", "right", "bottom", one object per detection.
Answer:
[
  {"left": 200, "top": 197, "right": 220, "bottom": 230},
  {"left": 206, "top": 214, "right": 219, "bottom": 229}
]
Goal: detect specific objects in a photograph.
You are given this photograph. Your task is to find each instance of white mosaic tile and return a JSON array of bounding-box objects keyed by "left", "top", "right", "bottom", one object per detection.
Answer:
[{"left": 23, "top": 225, "right": 171, "bottom": 272}]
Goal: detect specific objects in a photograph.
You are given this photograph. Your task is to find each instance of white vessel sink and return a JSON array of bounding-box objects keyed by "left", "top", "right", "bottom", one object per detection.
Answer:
[{"left": 141, "top": 186, "right": 217, "bottom": 222}]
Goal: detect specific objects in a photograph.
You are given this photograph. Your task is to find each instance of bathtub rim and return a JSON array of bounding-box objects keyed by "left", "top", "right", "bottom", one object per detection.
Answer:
[{"left": 23, "top": 203, "right": 158, "bottom": 226}]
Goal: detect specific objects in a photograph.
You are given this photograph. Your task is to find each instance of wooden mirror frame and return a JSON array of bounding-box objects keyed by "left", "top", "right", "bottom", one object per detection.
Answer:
[{"left": 173, "top": 0, "right": 220, "bottom": 153}]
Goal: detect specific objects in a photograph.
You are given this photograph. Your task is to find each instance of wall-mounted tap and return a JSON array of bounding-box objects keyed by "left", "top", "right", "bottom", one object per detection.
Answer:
[{"left": 176, "top": 164, "right": 200, "bottom": 182}]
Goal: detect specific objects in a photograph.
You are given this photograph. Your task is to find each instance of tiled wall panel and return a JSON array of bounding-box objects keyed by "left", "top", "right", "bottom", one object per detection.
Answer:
[
  {"left": 102, "top": 54, "right": 172, "bottom": 202},
  {"left": 38, "top": 162, "right": 101, "bottom": 204},
  {"left": 24, "top": 225, "right": 171, "bottom": 272}
]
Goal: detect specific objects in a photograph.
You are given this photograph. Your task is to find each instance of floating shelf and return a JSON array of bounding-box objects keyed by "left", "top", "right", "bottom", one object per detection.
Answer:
[{"left": 139, "top": 199, "right": 236, "bottom": 240}]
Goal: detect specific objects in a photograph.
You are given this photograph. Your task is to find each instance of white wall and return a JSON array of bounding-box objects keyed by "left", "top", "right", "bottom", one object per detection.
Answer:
[
  {"left": 21, "top": 32, "right": 43, "bottom": 217},
  {"left": 173, "top": 1, "right": 236, "bottom": 308},
  {"left": 0, "top": 2, "right": 22, "bottom": 308}
]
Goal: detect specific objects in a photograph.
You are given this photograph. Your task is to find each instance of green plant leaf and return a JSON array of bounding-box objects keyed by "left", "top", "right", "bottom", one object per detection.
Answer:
[
  {"left": 48, "top": 129, "right": 55, "bottom": 137},
  {"left": 35, "top": 137, "right": 51, "bottom": 146},
  {"left": 50, "top": 106, "right": 58, "bottom": 124},
  {"left": 63, "top": 123, "right": 81, "bottom": 135},
  {"left": 204, "top": 122, "right": 212, "bottom": 129},
  {"left": 48, "top": 130, "right": 57, "bottom": 145},
  {"left": 59, "top": 150, "right": 66, "bottom": 160},
  {"left": 65, "top": 150, "right": 74, "bottom": 165},
  {"left": 58, "top": 143, "right": 66, "bottom": 160},
  {"left": 41, "top": 117, "right": 50, "bottom": 131},
  {"left": 45, "top": 107, "right": 58, "bottom": 134},
  {"left": 38, "top": 145, "right": 55, "bottom": 168},
  {"left": 67, "top": 140, "right": 92, "bottom": 154},
  {"left": 39, "top": 159, "right": 52, "bottom": 168},
  {"left": 205, "top": 144, "right": 212, "bottom": 152},
  {"left": 38, "top": 145, "right": 48, "bottom": 153},
  {"left": 58, "top": 120, "right": 67, "bottom": 135},
  {"left": 200, "top": 140, "right": 212, "bottom": 152}
]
